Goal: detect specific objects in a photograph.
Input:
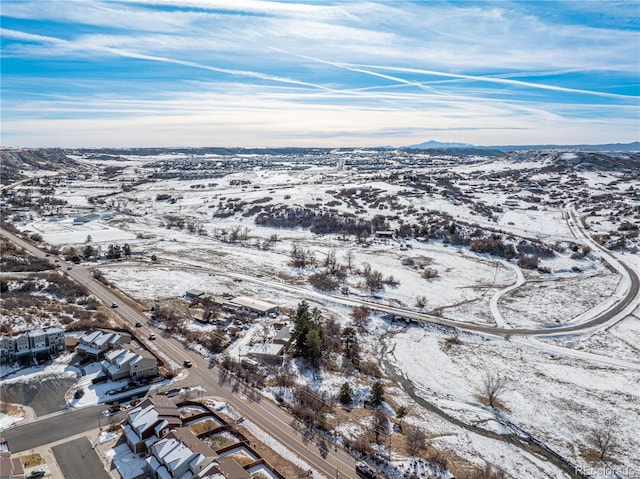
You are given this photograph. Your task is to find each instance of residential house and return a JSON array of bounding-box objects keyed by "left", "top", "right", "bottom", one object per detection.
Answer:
[
  {"left": 0, "top": 327, "right": 65, "bottom": 364},
  {"left": 146, "top": 427, "right": 217, "bottom": 479},
  {"left": 75, "top": 330, "right": 129, "bottom": 360},
  {"left": 247, "top": 342, "right": 284, "bottom": 364},
  {"left": 207, "top": 457, "right": 250, "bottom": 479},
  {"left": 227, "top": 297, "right": 279, "bottom": 317},
  {"left": 122, "top": 395, "right": 182, "bottom": 453},
  {"left": 185, "top": 289, "right": 206, "bottom": 300},
  {"left": 101, "top": 348, "right": 157, "bottom": 382},
  {"left": 0, "top": 438, "right": 24, "bottom": 479}
]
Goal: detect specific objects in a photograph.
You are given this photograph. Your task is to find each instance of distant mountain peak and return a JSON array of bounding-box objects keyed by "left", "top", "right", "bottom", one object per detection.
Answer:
[{"left": 408, "top": 140, "right": 475, "bottom": 149}]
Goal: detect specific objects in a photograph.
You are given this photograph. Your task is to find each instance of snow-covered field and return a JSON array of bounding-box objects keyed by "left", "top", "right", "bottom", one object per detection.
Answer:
[
  {"left": 386, "top": 316, "right": 640, "bottom": 475},
  {"left": 6, "top": 149, "right": 640, "bottom": 478}
]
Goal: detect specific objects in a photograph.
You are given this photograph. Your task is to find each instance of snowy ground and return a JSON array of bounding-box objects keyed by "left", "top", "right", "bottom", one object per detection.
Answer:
[
  {"left": 1, "top": 352, "right": 78, "bottom": 385},
  {"left": 386, "top": 315, "right": 640, "bottom": 476},
  {"left": 105, "top": 442, "right": 146, "bottom": 479},
  {"left": 0, "top": 411, "right": 24, "bottom": 430},
  {"left": 6, "top": 151, "right": 639, "bottom": 479}
]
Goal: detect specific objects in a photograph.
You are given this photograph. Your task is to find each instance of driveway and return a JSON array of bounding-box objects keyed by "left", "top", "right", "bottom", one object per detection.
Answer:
[{"left": 52, "top": 437, "right": 111, "bottom": 479}]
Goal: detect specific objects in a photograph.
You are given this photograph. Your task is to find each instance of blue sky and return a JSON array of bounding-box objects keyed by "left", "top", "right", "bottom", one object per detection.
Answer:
[{"left": 1, "top": 0, "right": 639, "bottom": 147}]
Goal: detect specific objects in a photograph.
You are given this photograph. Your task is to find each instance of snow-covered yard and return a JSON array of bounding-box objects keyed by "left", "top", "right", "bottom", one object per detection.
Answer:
[{"left": 5, "top": 149, "right": 639, "bottom": 479}]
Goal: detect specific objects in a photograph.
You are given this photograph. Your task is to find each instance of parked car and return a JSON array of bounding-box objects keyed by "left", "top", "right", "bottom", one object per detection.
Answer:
[
  {"left": 183, "top": 360, "right": 192, "bottom": 368},
  {"left": 355, "top": 463, "right": 376, "bottom": 479},
  {"left": 67, "top": 266, "right": 72, "bottom": 270},
  {"left": 28, "top": 470, "right": 46, "bottom": 479},
  {"left": 149, "top": 334, "right": 156, "bottom": 340}
]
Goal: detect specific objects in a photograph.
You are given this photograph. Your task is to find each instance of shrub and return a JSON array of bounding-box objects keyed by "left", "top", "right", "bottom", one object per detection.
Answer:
[
  {"left": 358, "top": 360, "right": 381, "bottom": 378},
  {"left": 401, "top": 257, "right": 415, "bottom": 267},
  {"left": 517, "top": 255, "right": 539, "bottom": 269},
  {"left": 308, "top": 272, "right": 339, "bottom": 292},
  {"left": 421, "top": 268, "right": 439, "bottom": 279}
]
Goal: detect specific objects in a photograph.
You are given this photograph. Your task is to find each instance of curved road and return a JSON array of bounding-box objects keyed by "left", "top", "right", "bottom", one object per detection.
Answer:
[
  {"left": 2, "top": 211, "right": 638, "bottom": 474},
  {"left": 6, "top": 212, "right": 636, "bottom": 341}
]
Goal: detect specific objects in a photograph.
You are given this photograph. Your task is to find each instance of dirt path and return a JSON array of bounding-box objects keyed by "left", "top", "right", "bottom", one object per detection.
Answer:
[{"left": 377, "top": 324, "right": 587, "bottom": 478}]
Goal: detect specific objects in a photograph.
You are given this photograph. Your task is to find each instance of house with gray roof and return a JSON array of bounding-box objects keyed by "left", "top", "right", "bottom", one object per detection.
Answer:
[
  {"left": 146, "top": 427, "right": 217, "bottom": 479},
  {"left": 0, "top": 327, "right": 64, "bottom": 364},
  {"left": 75, "top": 330, "right": 129, "bottom": 360},
  {"left": 122, "top": 395, "right": 182, "bottom": 453},
  {"left": 101, "top": 347, "right": 157, "bottom": 381}
]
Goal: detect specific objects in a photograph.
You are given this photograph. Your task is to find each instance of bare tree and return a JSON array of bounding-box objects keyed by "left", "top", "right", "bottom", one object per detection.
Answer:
[
  {"left": 351, "top": 306, "right": 370, "bottom": 328},
  {"left": 229, "top": 225, "right": 242, "bottom": 243},
  {"left": 291, "top": 242, "right": 315, "bottom": 267},
  {"left": 589, "top": 417, "right": 619, "bottom": 461},
  {"left": 364, "top": 269, "right": 384, "bottom": 293},
  {"left": 323, "top": 249, "right": 337, "bottom": 271},
  {"left": 404, "top": 424, "right": 427, "bottom": 456},
  {"left": 344, "top": 250, "right": 355, "bottom": 272},
  {"left": 483, "top": 372, "right": 506, "bottom": 408},
  {"left": 372, "top": 408, "right": 388, "bottom": 444}
]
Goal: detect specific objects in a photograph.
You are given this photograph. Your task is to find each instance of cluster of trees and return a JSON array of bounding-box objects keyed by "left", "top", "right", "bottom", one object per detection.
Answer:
[
  {"left": 303, "top": 247, "right": 396, "bottom": 295},
  {"left": 255, "top": 205, "right": 380, "bottom": 239},
  {"left": 290, "top": 242, "right": 315, "bottom": 268},
  {"left": 154, "top": 305, "right": 227, "bottom": 354},
  {"left": 220, "top": 356, "right": 266, "bottom": 388},
  {"left": 291, "top": 301, "right": 362, "bottom": 372},
  {"left": 306, "top": 248, "right": 348, "bottom": 290},
  {"left": 470, "top": 235, "right": 517, "bottom": 259},
  {"left": 361, "top": 262, "right": 398, "bottom": 293},
  {"left": 163, "top": 215, "right": 207, "bottom": 235},
  {"left": 106, "top": 243, "right": 131, "bottom": 260}
]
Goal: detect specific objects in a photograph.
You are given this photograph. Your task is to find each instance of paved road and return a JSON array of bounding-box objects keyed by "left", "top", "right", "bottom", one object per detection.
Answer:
[
  {"left": 4, "top": 222, "right": 637, "bottom": 341},
  {"left": 0, "top": 229, "right": 357, "bottom": 479},
  {"left": 52, "top": 437, "right": 111, "bottom": 479},
  {"left": 2, "top": 405, "right": 107, "bottom": 453},
  {"left": 2, "top": 211, "right": 638, "bottom": 476}
]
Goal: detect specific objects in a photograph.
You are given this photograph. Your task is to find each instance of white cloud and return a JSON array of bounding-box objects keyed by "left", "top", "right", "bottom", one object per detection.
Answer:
[{"left": 1, "top": 0, "right": 638, "bottom": 146}]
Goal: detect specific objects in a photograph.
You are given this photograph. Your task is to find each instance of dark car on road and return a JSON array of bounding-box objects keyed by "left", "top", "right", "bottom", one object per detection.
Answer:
[
  {"left": 135, "top": 322, "right": 142, "bottom": 327},
  {"left": 183, "top": 360, "right": 192, "bottom": 368},
  {"left": 111, "top": 302, "right": 118, "bottom": 308},
  {"left": 28, "top": 470, "right": 46, "bottom": 479}
]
